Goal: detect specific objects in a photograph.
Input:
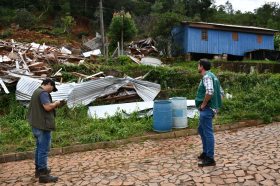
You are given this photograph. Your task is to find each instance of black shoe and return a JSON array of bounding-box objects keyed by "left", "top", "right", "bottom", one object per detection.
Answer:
[
  {"left": 35, "top": 168, "right": 51, "bottom": 178},
  {"left": 39, "top": 175, "right": 58, "bottom": 183},
  {"left": 197, "top": 152, "right": 206, "bottom": 160},
  {"left": 198, "top": 156, "right": 216, "bottom": 167}
]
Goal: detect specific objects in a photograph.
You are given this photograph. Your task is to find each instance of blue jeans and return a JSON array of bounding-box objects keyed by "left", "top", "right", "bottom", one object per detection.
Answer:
[
  {"left": 32, "top": 128, "right": 51, "bottom": 170},
  {"left": 198, "top": 107, "right": 215, "bottom": 159}
]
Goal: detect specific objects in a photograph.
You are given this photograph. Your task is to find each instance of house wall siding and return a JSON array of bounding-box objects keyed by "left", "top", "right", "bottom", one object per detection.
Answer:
[{"left": 175, "top": 26, "right": 275, "bottom": 56}]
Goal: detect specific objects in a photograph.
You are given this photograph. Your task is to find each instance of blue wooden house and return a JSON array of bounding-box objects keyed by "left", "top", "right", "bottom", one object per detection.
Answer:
[{"left": 171, "top": 22, "right": 278, "bottom": 59}]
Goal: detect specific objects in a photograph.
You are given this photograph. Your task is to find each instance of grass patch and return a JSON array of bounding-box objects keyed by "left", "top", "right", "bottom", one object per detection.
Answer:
[
  {"left": 1, "top": 61, "right": 280, "bottom": 154},
  {"left": 241, "top": 60, "right": 279, "bottom": 64},
  {"left": 0, "top": 99, "right": 153, "bottom": 153}
]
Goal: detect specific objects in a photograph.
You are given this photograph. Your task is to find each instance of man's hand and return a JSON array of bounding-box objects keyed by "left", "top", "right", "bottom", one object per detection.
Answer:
[
  {"left": 54, "top": 100, "right": 61, "bottom": 108},
  {"left": 200, "top": 103, "right": 207, "bottom": 111},
  {"left": 60, "top": 99, "right": 67, "bottom": 106},
  {"left": 43, "top": 100, "right": 60, "bottom": 112},
  {"left": 199, "top": 94, "right": 212, "bottom": 111}
]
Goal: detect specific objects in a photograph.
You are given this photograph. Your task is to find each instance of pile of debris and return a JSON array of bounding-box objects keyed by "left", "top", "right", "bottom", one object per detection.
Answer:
[
  {"left": 82, "top": 32, "right": 102, "bottom": 51},
  {"left": 16, "top": 75, "right": 161, "bottom": 108},
  {"left": 127, "top": 38, "right": 162, "bottom": 66},
  {"left": 0, "top": 38, "right": 164, "bottom": 111},
  {"left": 0, "top": 39, "right": 102, "bottom": 93},
  {"left": 128, "top": 37, "right": 158, "bottom": 58}
]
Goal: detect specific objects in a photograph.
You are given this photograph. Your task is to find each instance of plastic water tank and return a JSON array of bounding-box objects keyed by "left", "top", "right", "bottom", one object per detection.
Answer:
[
  {"left": 169, "top": 97, "right": 188, "bottom": 128},
  {"left": 153, "top": 100, "right": 172, "bottom": 132}
]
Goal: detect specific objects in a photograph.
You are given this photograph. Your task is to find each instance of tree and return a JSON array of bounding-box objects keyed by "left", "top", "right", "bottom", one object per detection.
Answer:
[
  {"left": 172, "top": 0, "right": 186, "bottom": 15},
  {"left": 151, "top": 0, "right": 164, "bottom": 13},
  {"left": 37, "top": 0, "right": 52, "bottom": 20},
  {"left": 255, "top": 3, "right": 278, "bottom": 27},
  {"left": 108, "top": 11, "right": 137, "bottom": 52},
  {"left": 14, "top": 9, "right": 37, "bottom": 29},
  {"left": 151, "top": 12, "right": 185, "bottom": 56},
  {"left": 225, "top": 1, "right": 233, "bottom": 14},
  {"left": 274, "top": 33, "right": 280, "bottom": 50},
  {"left": 61, "top": 15, "right": 76, "bottom": 34},
  {"left": 185, "top": 0, "right": 214, "bottom": 21}
]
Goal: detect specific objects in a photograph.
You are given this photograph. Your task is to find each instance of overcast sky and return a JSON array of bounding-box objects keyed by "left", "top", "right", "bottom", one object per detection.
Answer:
[{"left": 214, "top": 0, "right": 279, "bottom": 12}]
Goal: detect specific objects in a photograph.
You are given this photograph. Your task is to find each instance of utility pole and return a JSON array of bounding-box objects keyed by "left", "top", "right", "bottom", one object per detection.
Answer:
[
  {"left": 121, "top": 9, "right": 125, "bottom": 55},
  {"left": 100, "top": 0, "right": 106, "bottom": 57},
  {"left": 84, "top": 0, "right": 87, "bottom": 15}
]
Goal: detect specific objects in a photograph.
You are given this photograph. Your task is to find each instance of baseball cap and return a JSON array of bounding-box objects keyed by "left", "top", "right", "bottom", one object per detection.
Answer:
[{"left": 42, "top": 78, "right": 58, "bottom": 92}]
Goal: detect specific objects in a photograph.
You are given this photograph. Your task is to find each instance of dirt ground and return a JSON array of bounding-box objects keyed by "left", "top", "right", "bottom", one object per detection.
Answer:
[{"left": 1, "top": 28, "right": 82, "bottom": 49}]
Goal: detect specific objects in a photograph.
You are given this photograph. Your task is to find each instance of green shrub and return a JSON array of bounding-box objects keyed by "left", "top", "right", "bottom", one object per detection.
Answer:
[
  {"left": 1, "top": 62, "right": 280, "bottom": 154},
  {"left": 50, "top": 27, "right": 65, "bottom": 36},
  {"left": 219, "top": 73, "right": 280, "bottom": 123},
  {"left": 61, "top": 15, "right": 76, "bottom": 34},
  {"left": 14, "top": 9, "right": 37, "bottom": 29},
  {"left": 0, "top": 7, "right": 15, "bottom": 26},
  {"left": 116, "top": 55, "right": 133, "bottom": 65},
  {"left": 76, "top": 31, "right": 89, "bottom": 39}
]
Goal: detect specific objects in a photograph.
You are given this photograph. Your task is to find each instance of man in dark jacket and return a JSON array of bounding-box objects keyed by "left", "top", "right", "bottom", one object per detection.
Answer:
[{"left": 28, "top": 78, "right": 62, "bottom": 183}]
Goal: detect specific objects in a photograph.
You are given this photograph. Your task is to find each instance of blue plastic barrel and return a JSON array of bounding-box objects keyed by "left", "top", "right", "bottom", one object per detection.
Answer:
[
  {"left": 153, "top": 100, "right": 172, "bottom": 132},
  {"left": 169, "top": 97, "right": 188, "bottom": 128}
]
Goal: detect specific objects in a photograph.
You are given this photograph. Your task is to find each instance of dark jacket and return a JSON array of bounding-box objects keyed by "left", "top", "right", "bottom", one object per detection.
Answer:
[{"left": 28, "top": 87, "right": 56, "bottom": 131}]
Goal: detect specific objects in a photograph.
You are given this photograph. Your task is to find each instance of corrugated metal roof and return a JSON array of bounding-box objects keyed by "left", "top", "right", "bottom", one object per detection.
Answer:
[
  {"left": 16, "top": 77, "right": 74, "bottom": 101},
  {"left": 182, "top": 21, "right": 278, "bottom": 33},
  {"left": 66, "top": 76, "right": 161, "bottom": 108},
  {"left": 16, "top": 76, "right": 161, "bottom": 108}
]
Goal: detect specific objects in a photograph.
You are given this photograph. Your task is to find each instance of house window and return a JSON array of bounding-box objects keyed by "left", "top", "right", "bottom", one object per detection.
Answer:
[
  {"left": 201, "top": 29, "right": 208, "bottom": 41},
  {"left": 257, "top": 35, "right": 263, "bottom": 44},
  {"left": 232, "top": 32, "right": 238, "bottom": 41}
]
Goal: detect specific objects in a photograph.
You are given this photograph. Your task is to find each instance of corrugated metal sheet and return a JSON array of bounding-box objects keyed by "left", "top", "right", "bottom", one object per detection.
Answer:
[
  {"left": 88, "top": 100, "right": 197, "bottom": 119},
  {"left": 184, "top": 21, "right": 278, "bottom": 32},
  {"left": 16, "top": 77, "right": 74, "bottom": 102},
  {"left": 67, "top": 76, "right": 160, "bottom": 108},
  {"left": 88, "top": 101, "right": 154, "bottom": 119},
  {"left": 16, "top": 76, "right": 161, "bottom": 108}
]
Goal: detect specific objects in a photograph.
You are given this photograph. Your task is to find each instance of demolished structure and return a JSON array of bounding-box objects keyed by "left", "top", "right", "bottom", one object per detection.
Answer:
[
  {"left": 0, "top": 40, "right": 83, "bottom": 79},
  {"left": 127, "top": 37, "right": 162, "bottom": 66},
  {"left": 0, "top": 39, "right": 101, "bottom": 93},
  {"left": 16, "top": 76, "right": 161, "bottom": 108}
]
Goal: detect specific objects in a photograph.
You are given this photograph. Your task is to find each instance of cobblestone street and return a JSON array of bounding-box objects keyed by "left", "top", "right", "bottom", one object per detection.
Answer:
[{"left": 1, "top": 122, "right": 280, "bottom": 186}]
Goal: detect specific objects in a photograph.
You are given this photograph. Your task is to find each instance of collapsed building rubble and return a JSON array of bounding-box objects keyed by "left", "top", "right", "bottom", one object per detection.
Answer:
[
  {"left": 82, "top": 32, "right": 102, "bottom": 51},
  {"left": 16, "top": 75, "right": 161, "bottom": 108},
  {"left": 127, "top": 37, "right": 162, "bottom": 66},
  {"left": 0, "top": 39, "right": 102, "bottom": 93},
  {"left": 128, "top": 37, "right": 158, "bottom": 57},
  {"left": 0, "top": 37, "right": 163, "bottom": 106},
  {"left": 0, "top": 78, "right": 9, "bottom": 94},
  {"left": 15, "top": 75, "right": 197, "bottom": 119}
]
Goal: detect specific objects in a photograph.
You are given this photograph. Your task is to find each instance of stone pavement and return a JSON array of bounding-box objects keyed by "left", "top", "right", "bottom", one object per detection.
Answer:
[{"left": 1, "top": 122, "right": 280, "bottom": 186}]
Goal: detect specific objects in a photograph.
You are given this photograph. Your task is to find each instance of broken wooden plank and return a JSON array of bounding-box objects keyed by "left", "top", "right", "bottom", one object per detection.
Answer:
[
  {"left": 28, "top": 62, "right": 45, "bottom": 69},
  {"left": 84, "top": 72, "right": 104, "bottom": 80},
  {"left": 52, "top": 68, "right": 63, "bottom": 77},
  {"left": 0, "top": 78, "right": 10, "bottom": 94},
  {"left": 32, "top": 69, "right": 51, "bottom": 75},
  {"left": 71, "top": 72, "right": 88, "bottom": 78}
]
